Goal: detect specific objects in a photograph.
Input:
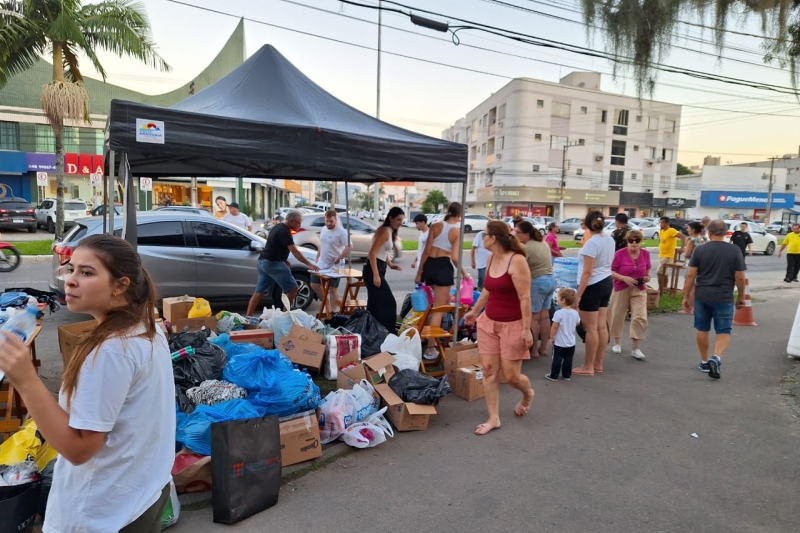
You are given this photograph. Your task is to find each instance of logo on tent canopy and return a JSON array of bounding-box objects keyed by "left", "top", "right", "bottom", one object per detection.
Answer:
[{"left": 135, "top": 119, "right": 165, "bottom": 144}]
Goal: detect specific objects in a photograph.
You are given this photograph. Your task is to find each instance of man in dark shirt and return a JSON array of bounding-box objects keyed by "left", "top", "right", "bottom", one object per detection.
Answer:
[
  {"left": 611, "top": 213, "right": 632, "bottom": 251},
  {"left": 246, "top": 210, "right": 319, "bottom": 316},
  {"left": 682, "top": 220, "right": 746, "bottom": 380},
  {"left": 730, "top": 222, "right": 753, "bottom": 266}
]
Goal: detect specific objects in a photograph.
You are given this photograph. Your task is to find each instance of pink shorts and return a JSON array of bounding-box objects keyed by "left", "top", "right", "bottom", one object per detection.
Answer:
[{"left": 477, "top": 313, "right": 529, "bottom": 361}]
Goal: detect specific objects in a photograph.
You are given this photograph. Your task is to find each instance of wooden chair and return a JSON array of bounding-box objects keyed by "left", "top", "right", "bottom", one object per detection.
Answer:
[
  {"left": 418, "top": 304, "right": 468, "bottom": 377},
  {"left": 664, "top": 249, "right": 686, "bottom": 298},
  {"left": 340, "top": 280, "right": 368, "bottom": 316}
]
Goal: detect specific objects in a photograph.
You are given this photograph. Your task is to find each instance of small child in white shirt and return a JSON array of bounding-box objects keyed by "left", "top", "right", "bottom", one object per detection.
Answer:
[{"left": 546, "top": 288, "right": 581, "bottom": 381}]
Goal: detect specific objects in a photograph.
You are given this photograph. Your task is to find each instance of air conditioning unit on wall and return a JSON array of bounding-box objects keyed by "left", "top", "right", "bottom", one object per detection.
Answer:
[
  {"left": 595, "top": 156, "right": 603, "bottom": 161},
  {"left": 498, "top": 121, "right": 504, "bottom": 128},
  {"left": 656, "top": 157, "right": 663, "bottom": 162},
  {"left": 496, "top": 153, "right": 502, "bottom": 159}
]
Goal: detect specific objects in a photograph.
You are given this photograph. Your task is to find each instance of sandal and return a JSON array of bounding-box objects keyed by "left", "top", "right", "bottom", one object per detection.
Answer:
[
  {"left": 571, "top": 368, "right": 595, "bottom": 376},
  {"left": 475, "top": 422, "right": 501, "bottom": 435}
]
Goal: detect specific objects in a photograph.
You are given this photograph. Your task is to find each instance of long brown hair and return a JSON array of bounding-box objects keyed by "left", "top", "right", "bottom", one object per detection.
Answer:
[
  {"left": 63, "top": 235, "right": 158, "bottom": 407},
  {"left": 443, "top": 202, "right": 462, "bottom": 222},
  {"left": 485, "top": 220, "right": 526, "bottom": 255},
  {"left": 517, "top": 220, "right": 543, "bottom": 242}
]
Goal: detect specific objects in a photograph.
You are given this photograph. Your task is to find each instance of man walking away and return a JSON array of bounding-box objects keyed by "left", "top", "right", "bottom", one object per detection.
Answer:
[
  {"left": 471, "top": 229, "right": 491, "bottom": 290},
  {"left": 247, "top": 210, "right": 319, "bottom": 316},
  {"left": 682, "top": 220, "right": 746, "bottom": 380},
  {"left": 310, "top": 210, "right": 351, "bottom": 311},
  {"left": 778, "top": 223, "right": 800, "bottom": 282},
  {"left": 611, "top": 213, "right": 632, "bottom": 251},
  {"left": 410, "top": 214, "right": 430, "bottom": 271},
  {"left": 222, "top": 202, "right": 253, "bottom": 232},
  {"left": 730, "top": 222, "right": 753, "bottom": 268},
  {"left": 657, "top": 216, "right": 686, "bottom": 293}
]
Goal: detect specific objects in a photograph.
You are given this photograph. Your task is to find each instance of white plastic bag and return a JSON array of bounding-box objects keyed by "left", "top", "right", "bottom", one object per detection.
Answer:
[
  {"left": 161, "top": 480, "right": 181, "bottom": 529},
  {"left": 381, "top": 328, "right": 422, "bottom": 372},
  {"left": 342, "top": 423, "right": 388, "bottom": 448},
  {"left": 318, "top": 390, "right": 356, "bottom": 444},
  {"left": 362, "top": 406, "right": 394, "bottom": 438},
  {"left": 348, "top": 380, "right": 378, "bottom": 422}
]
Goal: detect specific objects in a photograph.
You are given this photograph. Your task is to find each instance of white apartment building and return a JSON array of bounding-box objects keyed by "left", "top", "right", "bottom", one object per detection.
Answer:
[
  {"left": 442, "top": 72, "right": 683, "bottom": 220},
  {"left": 729, "top": 152, "right": 800, "bottom": 192}
]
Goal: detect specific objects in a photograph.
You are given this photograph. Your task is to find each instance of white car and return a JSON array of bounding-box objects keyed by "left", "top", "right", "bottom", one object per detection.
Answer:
[
  {"left": 723, "top": 220, "right": 777, "bottom": 255},
  {"left": 35, "top": 198, "right": 91, "bottom": 233},
  {"left": 462, "top": 214, "right": 490, "bottom": 233},
  {"left": 629, "top": 219, "right": 660, "bottom": 240}
]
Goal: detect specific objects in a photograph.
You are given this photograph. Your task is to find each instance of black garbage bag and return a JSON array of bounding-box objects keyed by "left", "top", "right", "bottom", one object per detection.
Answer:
[
  {"left": 37, "top": 459, "right": 56, "bottom": 519},
  {"left": 388, "top": 369, "right": 450, "bottom": 405},
  {"left": 400, "top": 293, "right": 412, "bottom": 318},
  {"left": 328, "top": 314, "right": 349, "bottom": 330},
  {"left": 176, "top": 384, "right": 196, "bottom": 414},
  {"left": 170, "top": 330, "right": 227, "bottom": 391},
  {"left": 344, "top": 309, "right": 390, "bottom": 357},
  {"left": 0, "top": 480, "right": 41, "bottom": 533}
]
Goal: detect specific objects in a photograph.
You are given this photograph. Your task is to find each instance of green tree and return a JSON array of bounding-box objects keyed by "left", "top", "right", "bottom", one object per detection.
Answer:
[
  {"left": 422, "top": 190, "right": 448, "bottom": 213},
  {"left": 0, "top": 0, "right": 169, "bottom": 238},
  {"left": 355, "top": 185, "right": 385, "bottom": 210},
  {"left": 579, "top": 0, "right": 800, "bottom": 96},
  {"left": 676, "top": 163, "right": 693, "bottom": 175}
]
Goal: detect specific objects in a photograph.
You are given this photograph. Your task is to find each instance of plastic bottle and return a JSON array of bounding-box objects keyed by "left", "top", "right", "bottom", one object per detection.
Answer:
[
  {"left": 412, "top": 283, "right": 429, "bottom": 313},
  {"left": 292, "top": 363, "right": 300, "bottom": 372},
  {"left": 339, "top": 258, "right": 346, "bottom": 274},
  {"left": 0, "top": 307, "right": 10, "bottom": 327},
  {"left": 1, "top": 305, "right": 39, "bottom": 342}
]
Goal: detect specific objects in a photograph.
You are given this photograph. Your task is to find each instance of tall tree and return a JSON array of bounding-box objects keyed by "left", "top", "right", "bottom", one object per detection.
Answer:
[
  {"left": 579, "top": 0, "right": 800, "bottom": 95},
  {"left": 0, "top": 0, "right": 170, "bottom": 238},
  {"left": 422, "top": 189, "right": 448, "bottom": 213}
]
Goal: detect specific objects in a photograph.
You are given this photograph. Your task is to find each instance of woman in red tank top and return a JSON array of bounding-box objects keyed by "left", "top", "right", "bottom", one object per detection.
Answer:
[{"left": 465, "top": 221, "right": 534, "bottom": 436}]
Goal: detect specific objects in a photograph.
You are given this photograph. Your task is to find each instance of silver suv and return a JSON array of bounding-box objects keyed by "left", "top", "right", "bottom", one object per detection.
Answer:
[
  {"left": 50, "top": 212, "right": 318, "bottom": 310},
  {"left": 286, "top": 215, "right": 402, "bottom": 260}
]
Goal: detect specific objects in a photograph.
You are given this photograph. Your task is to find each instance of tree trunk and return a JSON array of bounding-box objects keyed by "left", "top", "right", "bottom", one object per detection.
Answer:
[{"left": 55, "top": 132, "right": 65, "bottom": 239}]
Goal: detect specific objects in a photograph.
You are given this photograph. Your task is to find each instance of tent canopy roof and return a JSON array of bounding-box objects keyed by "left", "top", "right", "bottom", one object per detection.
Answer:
[{"left": 108, "top": 45, "right": 466, "bottom": 183}]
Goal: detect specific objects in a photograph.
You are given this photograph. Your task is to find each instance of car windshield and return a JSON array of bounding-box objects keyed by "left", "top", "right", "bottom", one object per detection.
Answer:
[
  {"left": 1, "top": 201, "right": 32, "bottom": 209},
  {"left": 65, "top": 201, "right": 87, "bottom": 210}
]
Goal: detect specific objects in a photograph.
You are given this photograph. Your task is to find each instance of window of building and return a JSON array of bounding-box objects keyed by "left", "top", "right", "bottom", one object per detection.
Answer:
[
  {"left": 551, "top": 102, "right": 571, "bottom": 119},
  {"left": 665, "top": 119, "right": 676, "bottom": 132},
  {"left": 454, "top": 132, "right": 460, "bottom": 143},
  {"left": 662, "top": 148, "right": 673, "bottom": 161},
  {"left": 535, "top": 133, "right": 542, "bottom": 141},
  {"left": 660, "top": 175, "right": 671, "bottom": 189},
  {"left": 648, "top": 117, "right": 658, "bottom": 130},
  {"left": 576, "top": 168, "right": 583, "bottom": 175},
  {"left": 613, "top": 109, "right": 629, "bottom": 135},
  {"left": 594, "top": 140, "right": 605, "bottom": 154},
  {"left": 481, "top": 143, "right": 487, "bottom": 155},
  {"left": 609, "top": 170, "right": 624, "bottom": 190},
  {"left": 138, "top": 221, "right": 186, "bottom": 247},
  {"left": 611, "top": 140, "right": 626, "bottom": 165},
  {"left": 487, "top": 138, "right": 495, "bottom": 155},
  {"left": 192, "top": 222, "right": 252, "bottom": 250},
  {"left": 483, "top": 114, "right": 488, "bottom": 128},
  {"left": 550, "top": 135, "right": 568, "bottom": 150},
  {"left": 532, "top": 165, "right": 541, "bottom": 172},
  {"left": 537, "top": 99, "right": 544, "bottom": 108},
  {"left": 478, "top": 118, "right": 483, "bottom": 127},
  {"left": 35, "top": 124, "right": 55, "bottom": 153},
  {"left": 489, "top": 107, "right": 497, "bottom": 126},
  {"left": 95, "top": 129, "right": 104, "bottom": 154},
  {"left": 601, "top": 110, "right": 607, "bottom": 123},
  {"left": 471, "top": 120, "right": 478, "bottom": 142},
  {"left": 635, "top": 115, "right": 642, "bottom": 122},
  {"left": 580, "top": 106, "right": 588, "bottom": 114},
  {"left": 0, "top": 121, "right": 20, "bottom": 151},
  {"left": 647, "top": 146, "right": 657, "bottom": 159},
  {"left": 578, "top": 138, "right": 585, "bottom": 146},
  {"left": 643, "top": 174, "right": 654, "bottom": 187},
  {"left": 466, "top": 126, "right": 471, "bottom": 143},
  {"left": 470, "top": 145, "right": 477, "bottom": 160},
  {"left": 631, "top": 173, "right": 637, "bottom": 179},
  {"left": 633, "top": 145, "right": 639, "bottom": 151},
  {"left": 498, "top": 104, "right": 506, "bottom": 120},
  {"left": 64, "top": 126, "right": 80, "bottom": 153},
  {"left": 498, "top": 136, "right": 504, "bottom": 150}
]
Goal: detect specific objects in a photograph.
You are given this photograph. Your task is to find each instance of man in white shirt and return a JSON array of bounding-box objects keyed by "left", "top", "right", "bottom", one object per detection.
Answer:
[
  {"left": 311, "top": 210, "right": 351, "bottom": 310},
  {"left": 472, "top": 230, "right": 491, "bottom": 289},
  {"left": 222, "top": 202, "right": 253, "bottom": 232},
  {"left": 410, "top": 213, "right": 429, "bottom": 271}
]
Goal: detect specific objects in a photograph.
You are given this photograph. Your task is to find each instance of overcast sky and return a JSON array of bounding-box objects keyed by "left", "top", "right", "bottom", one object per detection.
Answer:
[{"left": 80, "top": 0, "right": 800, "bottom": 167}]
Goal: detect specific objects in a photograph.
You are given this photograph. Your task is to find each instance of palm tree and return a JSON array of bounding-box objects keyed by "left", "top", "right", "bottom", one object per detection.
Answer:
[{"left": 0, "top": 0, "right": 170, "bottom": 238}]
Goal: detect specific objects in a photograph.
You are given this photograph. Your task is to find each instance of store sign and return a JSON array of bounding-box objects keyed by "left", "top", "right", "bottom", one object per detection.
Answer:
[
  {"left": 26, "top": 153, "right": 104, "bottom": 174},
  {"left": 136, "top": 119, "right": 165, "bottom": 144},
  {"left": 478, "top": 186, "right": 620, "bottom": 205},
  {"left": 700, "top": 190, "right": 795, "bottom": 208}
]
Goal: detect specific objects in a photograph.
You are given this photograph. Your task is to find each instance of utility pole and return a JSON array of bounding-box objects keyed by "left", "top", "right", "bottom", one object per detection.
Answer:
[
  {"left": 373, "top": 0, "right": 382, "bottom": 224},
  {"left": 559, "top": 140, "right": 583, "bottom": 221},
  {"left": 766, "top": 156, "right": 778, "bottom": 224}
]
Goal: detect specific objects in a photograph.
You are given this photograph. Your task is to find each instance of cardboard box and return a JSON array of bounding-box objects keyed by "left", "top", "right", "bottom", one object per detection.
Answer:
[
  {"left": 57, "top": 319, "right": 97, "bottom": 367},
  {"left": 278, "top": 324, "right": 326, "bottom": 371},
  {"left": 337, "top": 352, "right": 395, "bottom": 390},
  {"left": 646, "top": 288, "right": 660, "bottom": 309},
  {"left": 280, "top": 413, "right": 322, "bottom": 467},
  {"left": 444, "top": 343, "right": 481, "bottom": 392},
  {"left": 171, "top": 316, "right": 217, "bottom": 332},
  {"left": 230, "top": 329, "right": 274, "bottom": 350},
  {"left": 156, "top": 319, "right": 168, "bottom": 336},
  {"left": 162, "top": 295, "right": 196, "bottom": 324},
  {"left": 374, "top": 383, "right": 437, "bottom": 431},
  {"left": 456, "top": 365, "right": 485, "bottom": 401}
]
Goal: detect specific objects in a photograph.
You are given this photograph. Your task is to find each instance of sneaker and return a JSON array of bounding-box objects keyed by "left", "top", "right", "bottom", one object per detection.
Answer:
[
  {"left": 563, "top": 376, "right": 570, "bottom": 381},
  {"left": 631, "top": 349, "right": 646, "bottom": 360},
  {"left": 544, "top": 374, "right": 558, "bottom": 382},
  {"left": 698, "top": 361, "right": 710, "bottom": 373},
  {"left": 785, "top": 278, "right": 792, "bottom": 283},
  {"left": 707, "top": 356, "right": 721, "bottom": 380},
  {"left": 612, "top": 344, "right": 622, "bottom": 354},
  {"left": 423, "top": 348, "right": 440, "bottom": 361}
]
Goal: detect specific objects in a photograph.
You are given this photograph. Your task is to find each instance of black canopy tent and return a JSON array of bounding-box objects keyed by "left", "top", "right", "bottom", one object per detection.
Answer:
[{"left": 105, "top": 44, "right": 470, "bottom": 327}]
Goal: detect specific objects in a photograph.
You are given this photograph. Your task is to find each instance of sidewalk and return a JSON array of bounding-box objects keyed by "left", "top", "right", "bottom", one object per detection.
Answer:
[{"left": 170, "top": 289, "right": 800, "bottom": 532}]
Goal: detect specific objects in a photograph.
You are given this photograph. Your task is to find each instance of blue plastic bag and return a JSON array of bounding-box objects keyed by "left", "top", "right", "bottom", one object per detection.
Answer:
[
  {"left": 175, "top": 399, "right": 264, "bottom": 455},
  {"left": 248, "top": 373, "right": 321, "bottom": 417},
  {"left": 222, "top": 347, "right": 293, "bottom": 392}
]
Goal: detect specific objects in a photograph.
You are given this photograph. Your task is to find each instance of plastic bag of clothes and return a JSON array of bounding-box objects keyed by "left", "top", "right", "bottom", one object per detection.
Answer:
[
  {"left": 344, "top": 309, "right": 390, "bottom": 357},
  {"left": 341, "top": 407, "right": 393, "bottom": 449},
  {"left": 170, "top": 330, "right": 227, "bottom": 392},
  {"left": 318, "top": 390, "right": 357, "bottom": 444},
  {"left": 388, "top": 369, "right": 451, "bottom": 406},
  {"left": 266, "top": 310, "right": 320, "bottom": 344},
  {"left": 222, "top": 347, "right": 293, "bottom": 392},
  {"left": 176, "top": 400, "right": 263, "bottom": 456},
  {"left": 248, "top": 372, "right": 320, "bottom": 417},
  {"left": 187, "top": 380, "right": 248, "bottom": 407},
  {"left": 216, "top": 311, "right": 246, "bottom": 334},
  {"left": 0, "top": 461, "right": 39, "bottom": 487}
]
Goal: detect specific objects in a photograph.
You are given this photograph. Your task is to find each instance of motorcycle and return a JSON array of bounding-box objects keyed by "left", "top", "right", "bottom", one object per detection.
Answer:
[
  {"left": 0, "top": 234, "right": 21, "bottom": 272},
  {"left": 255, "top": 215, "right": 283, "bottom": 239}
]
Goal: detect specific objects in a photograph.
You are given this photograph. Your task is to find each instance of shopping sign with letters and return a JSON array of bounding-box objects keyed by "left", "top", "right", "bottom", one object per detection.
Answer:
[{"left": 27, "top": 153, "right": 103, "bottom": 175}]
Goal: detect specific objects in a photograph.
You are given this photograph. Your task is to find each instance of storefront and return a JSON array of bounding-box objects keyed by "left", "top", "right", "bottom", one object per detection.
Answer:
[
  {"left": 0, "top": 151, "right": 33, "bottom": 201},
  {"left": 616, "top": 192, "right": 655, "bottom": 218},
  {"left": 25, "top": 152, "right": 105, "bottom": 204},
  {"left": 652, "top": 197, "right": 696, "bottom": 219},
  {"left": 476, "top": 186, "right": 620, "bottom": 219},
  {"left": 697, "top": 191, "right": 795, "bottom": 222}
]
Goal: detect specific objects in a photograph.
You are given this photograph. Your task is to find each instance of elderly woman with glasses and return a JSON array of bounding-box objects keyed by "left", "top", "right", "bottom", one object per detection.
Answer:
[{"left": 608, "top": 229, "right": 651, "bottom": 360}]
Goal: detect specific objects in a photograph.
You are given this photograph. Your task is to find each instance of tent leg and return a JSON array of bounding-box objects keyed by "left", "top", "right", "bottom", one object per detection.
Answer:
[
  {"left": 345, "top": 181, "right": 352, "bottom": 267},
  {"left": 191, "top": 177, "right": 198, "bottom": 207},
  {"left": 108, "top": 151, "right": 115, "bottom": 234},
  {"left": 102, "top": 173, "right": 108, "bottom": 234},
  {"left": 453, "top": 182, "right": 468, "bottom": 343}
]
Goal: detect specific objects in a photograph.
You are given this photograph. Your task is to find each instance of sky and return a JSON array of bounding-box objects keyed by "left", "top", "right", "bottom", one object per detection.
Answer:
[{"left": 77, "top": 0, "right": 800, "bottom": 167}]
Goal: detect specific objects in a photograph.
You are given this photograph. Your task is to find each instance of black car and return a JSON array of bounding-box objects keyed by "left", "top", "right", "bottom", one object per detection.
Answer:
[{"left": 0, "top": 197, "right": 36, "bottom": 233}]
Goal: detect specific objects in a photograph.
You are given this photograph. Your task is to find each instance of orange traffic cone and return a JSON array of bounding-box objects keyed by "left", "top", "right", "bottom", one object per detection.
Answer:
[{"left": 733, "top": 278, "right": 757, "bottom": 326}]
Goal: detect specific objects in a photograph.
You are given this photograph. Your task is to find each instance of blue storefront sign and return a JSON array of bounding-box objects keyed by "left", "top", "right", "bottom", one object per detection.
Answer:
[
  {"left": 26, "top": 152, "right": 56, "bottom": 172},
  {"left": 0, "top": 151, "right": 28, "bottom": 173},
  {"left": 700, "top": 191, "right": 795, "bottom": 208}
]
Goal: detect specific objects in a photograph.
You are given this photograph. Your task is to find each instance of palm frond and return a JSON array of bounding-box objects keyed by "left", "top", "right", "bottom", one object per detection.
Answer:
[
  {"left": 0, "top": 1, "right": 47, "bottom": 87},
  {"left": 61, "top": 41, "right": 85, "bottom": 83}
]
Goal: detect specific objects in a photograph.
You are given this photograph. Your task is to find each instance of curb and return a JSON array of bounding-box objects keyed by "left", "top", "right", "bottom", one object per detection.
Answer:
[{"left": 23, "top": 255, "right": 53, "bottom": 263}]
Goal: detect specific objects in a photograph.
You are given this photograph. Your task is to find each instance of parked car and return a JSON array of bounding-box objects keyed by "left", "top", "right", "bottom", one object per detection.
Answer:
[
  {"left": 286, "top": 214, "right": 402, "bottom": 260},
  {"left": 154, "top": 206, "right": 214, "bottom": 217},
  {"left": 629, "top": 219, "right": 660, "bottom": 240},
  {"left": 723, "top": 220, "right": 777, "bottom": 255},
  {"left": 766, "top": 221, "right": 791, "bottom": 234},
  {"left": 557, "top": 218, "right": 582, "bottom": 234},
  {"left": 89, "top": 204, "right": 123, "bottom": 216},
  {"left": 403, "top": 211, "right": 424, "bottom": 227},
  {"left": 36, "top": 198, "right": 90, "bottom": 233},
  {"left": 462, "top": 214, "right": 490, "bottom": 233},
  {"left": 50, "top": 213, "right": 318, "bottom": 310},
  {"left": 0, "top": 197, "right": 36, "bottom": 233},
  {"left": 427, "top": 214, "right": 444, "bottom": 225}
]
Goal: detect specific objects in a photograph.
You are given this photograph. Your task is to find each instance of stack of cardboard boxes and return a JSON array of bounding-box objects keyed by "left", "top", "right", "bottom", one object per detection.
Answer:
[{"left": 444, "top": 342, "right": 507, "bottom": 402}]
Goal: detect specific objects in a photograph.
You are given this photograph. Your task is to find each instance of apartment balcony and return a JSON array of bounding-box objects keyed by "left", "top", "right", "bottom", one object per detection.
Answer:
[
  {"left": 486, "top": 154, "right": 495, "bottom": 166},
  {"left": 488, "top": 124, "right": 496, "bottom": 136}
]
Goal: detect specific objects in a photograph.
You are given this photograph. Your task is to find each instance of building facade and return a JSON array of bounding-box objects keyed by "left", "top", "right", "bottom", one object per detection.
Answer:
[
  {"left": 0, "top": 20, "right": 296, "bottom": 218},
  {"left": 442, "top": 72, "right": 682, "bottom": 219},
  {"left": 729, "top": 152, "right": 800, "bottom": 194}
]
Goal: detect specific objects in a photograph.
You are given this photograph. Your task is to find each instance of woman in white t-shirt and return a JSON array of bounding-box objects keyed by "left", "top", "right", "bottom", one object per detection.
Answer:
[
  {"left": 0, "top": 234, "right": 174, "bottom": 533},
  {"left": 573, "top": 210, "right": 615, "bottom": 376}
]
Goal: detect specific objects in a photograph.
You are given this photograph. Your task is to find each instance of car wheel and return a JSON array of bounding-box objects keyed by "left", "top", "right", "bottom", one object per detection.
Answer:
[
  {"left": 653, "top": 231, "right": 659, "bottom": 241},
  {"left": 27, "top": 225, "right": 36, "bottom": 233},
  {"left": 539, "top": 228, "right": 547, "bottom": 236},
  {"left": 291, "top": 273, "right": 313, "bottom": 311},
  {"left": 464, "top": 225, "right": 472, "bottom": 233},
  {"left": 46, "top": 218, "right": 55, "bottom": 233},
  {"left": 301, "top": 243, "right": 318, "bottom": 251},
  {"left": 765, "top": 241, "right": 776, "bottom": 256}
]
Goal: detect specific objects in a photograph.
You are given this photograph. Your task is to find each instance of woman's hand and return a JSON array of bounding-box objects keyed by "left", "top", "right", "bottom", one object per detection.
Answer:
[
  {"left": 464, "top": 310, "right": 478, "bottom": 325},
  {"left": 0, "top": 332, "right": 37, "bottom": 387},
  {"left": 572, "top": 297, "right": 580, "bottom": 310},
  {"left": 463, "top": 271, "right": 471, "bottom": 280},
  {"left": 522, "top": 329, "right": 533, "bottom": 348},
  {"left": 389, "top": 263, "right": 402, "bottom": 271},
  {"left": 414, "top": 272, "right": 423, "bottom": 284},
  {"left": 623, "top": 276, "right": 638, "bottom": 288},
  {"left": 643, "top": 275, "right": 651, "bottom": 283},
  {"left": 373, "top": 276, "right": 382, "bottom": 288}
]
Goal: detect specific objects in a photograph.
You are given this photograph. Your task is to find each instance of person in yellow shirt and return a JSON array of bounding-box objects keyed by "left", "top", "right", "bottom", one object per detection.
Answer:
[
  {"left": 778, "top": 223, "right": 800, "bottom": 282},
  {"left": 657, "top": 216, "right": 686, "bottom": 292}
]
